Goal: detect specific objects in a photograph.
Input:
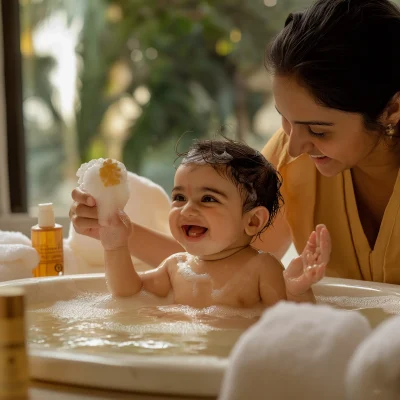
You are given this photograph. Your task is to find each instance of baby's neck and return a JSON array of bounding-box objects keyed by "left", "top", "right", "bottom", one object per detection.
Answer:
[{"left": 193, "top": 244, "right": 252, "bottom": 262}]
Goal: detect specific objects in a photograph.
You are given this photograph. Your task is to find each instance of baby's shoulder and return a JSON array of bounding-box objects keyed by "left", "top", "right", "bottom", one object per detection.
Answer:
[
  {"left": 163, "top": 252, "right": 192, "bottom": 270},
  {"left": 252, "top": 250, "right": 285, "bottom": 273}
]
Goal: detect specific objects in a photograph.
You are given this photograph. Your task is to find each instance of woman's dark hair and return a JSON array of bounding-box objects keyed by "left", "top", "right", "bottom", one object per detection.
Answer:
[
  {"left": 178, "top": 139, "right": 283, "bottom": 236},
  {"left": 266, "top": 0, "right": 400, "bottom": 132}
]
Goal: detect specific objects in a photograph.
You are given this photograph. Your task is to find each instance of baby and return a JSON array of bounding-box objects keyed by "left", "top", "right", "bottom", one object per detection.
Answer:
[{"left": 97, "top": 139, "right": 331, "bottom": 308}]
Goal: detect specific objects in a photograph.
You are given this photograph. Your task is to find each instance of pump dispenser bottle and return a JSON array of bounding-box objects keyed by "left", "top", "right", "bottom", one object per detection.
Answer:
[
  {"left": 0, "top": 287, "right": 29, "bottom": 399},
  {"left": 31, "top": 203, "right": 64, "bottom": 277}
]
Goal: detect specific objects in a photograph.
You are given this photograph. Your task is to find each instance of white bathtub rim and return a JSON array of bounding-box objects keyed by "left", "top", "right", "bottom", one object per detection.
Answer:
[
  {"left": 1, "top": 273, "right": 400, "bottom": 293},
  {"left": 30, "top": 348, "right": 227, "bottom": 396}
]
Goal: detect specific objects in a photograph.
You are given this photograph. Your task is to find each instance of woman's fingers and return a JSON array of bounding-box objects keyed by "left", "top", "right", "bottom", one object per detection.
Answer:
[
  {"left": 71, "top": 216, "right": 101, "bottom": 231},
  {"left": 71, "top": 188, "right": 96, "bottom": 207},
  {"left": 70, "top": 202, "right": 98, "bottom": 219}
]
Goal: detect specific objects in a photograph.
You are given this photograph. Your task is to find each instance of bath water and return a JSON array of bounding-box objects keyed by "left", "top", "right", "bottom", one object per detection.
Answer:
[
  {"left": 27, "top": 291, "right": 262, "bottom": 357},
  {"left": 27, "top": 291, "right": 400, "bottom": 356}
]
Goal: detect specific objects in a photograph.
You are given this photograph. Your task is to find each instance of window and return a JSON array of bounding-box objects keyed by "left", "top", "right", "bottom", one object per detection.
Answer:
[{"left": 2, "top": 0, "right": 315, "bottom": 233}]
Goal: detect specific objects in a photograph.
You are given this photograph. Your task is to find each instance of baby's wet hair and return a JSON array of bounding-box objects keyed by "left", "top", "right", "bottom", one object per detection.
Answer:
[{"left": 178, "top": 138, "right": 283, "bottom": 236}]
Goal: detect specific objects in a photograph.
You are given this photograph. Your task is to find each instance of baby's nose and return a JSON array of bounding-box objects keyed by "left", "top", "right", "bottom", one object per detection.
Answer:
[{"left": 181, "top": 201, "right": 199, "bottom": 216}]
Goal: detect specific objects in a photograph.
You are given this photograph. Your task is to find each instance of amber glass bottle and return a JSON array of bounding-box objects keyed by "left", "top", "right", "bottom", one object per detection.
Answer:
[{"left": 31, "top": 203, "right": 64, "bottom": 277}]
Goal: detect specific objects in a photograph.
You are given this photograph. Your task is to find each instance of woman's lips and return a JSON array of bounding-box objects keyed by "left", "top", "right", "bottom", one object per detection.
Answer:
[{"left": 310, "top": 155, "right": 331, "bottom": 165}]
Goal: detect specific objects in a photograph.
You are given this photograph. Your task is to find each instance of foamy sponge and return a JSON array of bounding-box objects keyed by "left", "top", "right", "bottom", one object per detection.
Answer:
[{"left": 77, "top": 158, "right": 130, "bottom": 226}]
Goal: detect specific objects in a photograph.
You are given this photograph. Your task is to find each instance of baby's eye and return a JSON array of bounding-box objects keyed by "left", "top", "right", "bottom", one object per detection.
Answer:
[
  {"left": 202, "top": 195, "right": 217, "bottom": 203},
  {"left": 172, "top": 194, "right": 185, "bottom": 202}
]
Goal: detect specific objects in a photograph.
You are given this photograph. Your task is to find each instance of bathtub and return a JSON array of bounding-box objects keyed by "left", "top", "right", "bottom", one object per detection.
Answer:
[{"left": 0, "top": 274, "right": 399, "bottom": 397}]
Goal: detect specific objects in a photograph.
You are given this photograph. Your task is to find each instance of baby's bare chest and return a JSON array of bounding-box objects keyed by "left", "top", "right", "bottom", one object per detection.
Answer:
[{"left": 170, "top": 262, "right": 261, "bottom": 308}]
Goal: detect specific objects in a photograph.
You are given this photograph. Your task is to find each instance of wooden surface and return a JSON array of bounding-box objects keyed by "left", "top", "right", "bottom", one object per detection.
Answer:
[{"left": 29, "top": 380, "right": 215, "bottom": 400}]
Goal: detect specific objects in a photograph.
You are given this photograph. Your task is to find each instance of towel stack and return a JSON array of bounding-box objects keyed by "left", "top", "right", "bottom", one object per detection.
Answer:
[
  {"left": 219, "top": 301, "right": 372, "bottom": 400},
  {"left": 0, "top": 230, "right": 39, "bottom": 281},
  {"left": 346, "top": 315, "right": 400, "bottom": 400}
]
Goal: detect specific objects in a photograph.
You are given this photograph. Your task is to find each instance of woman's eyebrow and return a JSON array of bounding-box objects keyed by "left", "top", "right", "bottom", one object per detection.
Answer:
[{"left": 275, "top": 106, "right": 335, "bottom": 126}]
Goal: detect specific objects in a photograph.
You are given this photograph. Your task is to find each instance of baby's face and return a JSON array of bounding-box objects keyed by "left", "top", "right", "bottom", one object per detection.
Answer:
[{"left": 169, "top": 164, "right": 250, "bottom": 259}]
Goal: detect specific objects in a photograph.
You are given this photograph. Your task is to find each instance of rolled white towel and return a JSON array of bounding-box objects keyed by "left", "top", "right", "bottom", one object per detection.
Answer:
[
  {"left": 66, "top": 171, "right": 172, "bottom": 274},
  {"left": 346, "top": 314, "right": 400, "bottom": 400},
  {"left": 219, "top": 302, "right": 371, "bottom": 400},
  {"left": 0, "top": 244, "right": 39, "bottom": 281},
  {"left": 0, "top": 230, "right": 31, "bottom": 246}
]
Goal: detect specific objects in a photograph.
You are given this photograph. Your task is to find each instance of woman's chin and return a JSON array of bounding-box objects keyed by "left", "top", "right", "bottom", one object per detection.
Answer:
[{"left": 314, "top": 161, "right": 344, "bottom": 178}]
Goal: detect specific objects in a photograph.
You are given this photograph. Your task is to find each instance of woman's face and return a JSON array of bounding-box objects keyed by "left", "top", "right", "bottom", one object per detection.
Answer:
[{"left": 272, "top": 75, "right": 380, "bottom": 177}]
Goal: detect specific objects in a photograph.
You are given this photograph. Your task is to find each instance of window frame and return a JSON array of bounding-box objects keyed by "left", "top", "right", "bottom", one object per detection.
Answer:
[{"left": 0, "top": 1, "right": 69, "bottom": 237}]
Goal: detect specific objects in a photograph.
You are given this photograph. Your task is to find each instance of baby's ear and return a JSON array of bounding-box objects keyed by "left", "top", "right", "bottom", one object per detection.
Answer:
[{"left": 244, "top": 206, "right": 269, "bottom": 236}]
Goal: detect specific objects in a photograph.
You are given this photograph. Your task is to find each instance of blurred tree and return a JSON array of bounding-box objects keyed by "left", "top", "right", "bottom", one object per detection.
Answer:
[
  {"left": 20, "top": 0, "right": 313, "bottom": 207},
  {"left": 77, "top": 0, "right": 311, "bottom": 172}
]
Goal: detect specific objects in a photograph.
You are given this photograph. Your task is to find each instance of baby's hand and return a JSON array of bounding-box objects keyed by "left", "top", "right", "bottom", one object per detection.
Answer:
[
  {"left": 283, "top": 224, "right": 331, "bottom": 297},
  {"left": 99, "top": 210, "right": 132, "bottom": 251}
]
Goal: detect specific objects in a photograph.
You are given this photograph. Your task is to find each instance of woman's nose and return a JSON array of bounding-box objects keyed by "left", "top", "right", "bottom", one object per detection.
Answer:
[{"left": 287, "top": 128, "right": 313, "bottom": 158}]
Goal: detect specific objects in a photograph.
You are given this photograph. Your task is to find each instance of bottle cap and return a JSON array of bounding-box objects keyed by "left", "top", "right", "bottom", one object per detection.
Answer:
[
  {"left": 38, "top": 203, "right": 55, "bottom": 227},
  {"left": 0, "top": 287, "right": 25, "bottom": 318}
]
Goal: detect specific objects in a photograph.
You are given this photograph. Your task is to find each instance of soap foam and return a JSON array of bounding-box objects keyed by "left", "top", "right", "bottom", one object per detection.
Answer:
[
  {"left": 177, "top": 260, "right": 210, "bottom": 281},
  {"left": 317, "top": 295, "right": 400, "bottom": 315}
]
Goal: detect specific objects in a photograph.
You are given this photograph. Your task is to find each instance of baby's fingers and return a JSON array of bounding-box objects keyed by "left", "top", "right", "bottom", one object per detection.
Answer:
[
  {"left": 318, "top": 227, "right": 332, "bottom": 264},
  {"left": 304, "top": 230, "right": 317, "bottom": 255},
  {"left": 117, "top": 210, "right": 132, "bottom": 231},
  {"left": 305, "top": 262, "right": 326, "bottom": 284}
]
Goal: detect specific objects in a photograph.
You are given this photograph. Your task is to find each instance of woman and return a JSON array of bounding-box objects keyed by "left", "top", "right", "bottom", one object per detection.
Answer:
[{"left": 70, "top": 0, "right": 400, "bottom": 285}]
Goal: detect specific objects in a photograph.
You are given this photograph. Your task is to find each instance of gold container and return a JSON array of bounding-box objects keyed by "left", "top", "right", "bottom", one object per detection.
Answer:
[{"left": 0, "top": 287, "right": 29, "bottom": 399}]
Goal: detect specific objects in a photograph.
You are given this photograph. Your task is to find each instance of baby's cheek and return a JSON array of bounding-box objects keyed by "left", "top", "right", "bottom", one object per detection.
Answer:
[{"left": 168, "top": 212, "right": 180, "bottom": 238}]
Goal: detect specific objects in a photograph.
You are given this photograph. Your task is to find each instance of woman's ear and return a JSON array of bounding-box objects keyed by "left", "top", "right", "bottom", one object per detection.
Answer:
[
  {"left": 244, "top": 206, "right": 270, "bottom": 237},
  {"left": 381, "top": 92, "right": 400, "bottom": 126}
]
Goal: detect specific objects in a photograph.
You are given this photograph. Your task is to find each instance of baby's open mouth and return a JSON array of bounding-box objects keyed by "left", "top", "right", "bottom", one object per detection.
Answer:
[{"left": 182, "top": 225, "right": 208, "bottom": 238}]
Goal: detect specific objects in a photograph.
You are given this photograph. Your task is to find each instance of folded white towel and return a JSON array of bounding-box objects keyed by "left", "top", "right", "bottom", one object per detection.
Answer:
[
  {"left": 346, "top": 314, "right": 400, "bottom": 400},
  {"left": 65, "top": 171, "right": 172, "bottom": 274},
  {"left": 0, "top": 229, "right": 40, "bottom": 283},
  {"left": 219, "top": 302, "right": 371, "bottom": 400}
]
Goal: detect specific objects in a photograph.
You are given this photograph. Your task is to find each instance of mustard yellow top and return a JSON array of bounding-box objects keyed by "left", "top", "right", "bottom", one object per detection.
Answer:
[{"left": 262, "top": 129, "right": 400, "bottom": 284}]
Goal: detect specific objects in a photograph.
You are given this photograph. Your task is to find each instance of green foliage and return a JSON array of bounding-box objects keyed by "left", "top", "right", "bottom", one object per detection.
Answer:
[{"left": 21, "top": 0, "right": 313, "bottom": 208}]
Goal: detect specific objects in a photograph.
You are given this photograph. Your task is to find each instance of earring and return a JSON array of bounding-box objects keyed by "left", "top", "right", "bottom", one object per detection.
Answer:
[{"left": 386, "top": 123, "right": 396, "bottom": 137}]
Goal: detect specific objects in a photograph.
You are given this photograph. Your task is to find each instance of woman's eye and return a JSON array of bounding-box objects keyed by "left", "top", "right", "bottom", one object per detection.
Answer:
[
  {"left": 308, "top": 127, "right": 325, "bottom": 138},
  {"left": 172, "top": 194, "right": 185, "bottom": 202},
  {"left": 202, "top": 196, "right": 217, "bottom": 203}
]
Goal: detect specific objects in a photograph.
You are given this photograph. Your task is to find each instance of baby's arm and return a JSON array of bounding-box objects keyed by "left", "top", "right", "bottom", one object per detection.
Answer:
[
  {"left": 258, "top": 253, "right": 287, "bottom": 306},
  {"left": 101, "top": 211, "right": 172, "bottom": 297},
  {"left": 104, "top": 246, "right": 142, "bottom": 297}
]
